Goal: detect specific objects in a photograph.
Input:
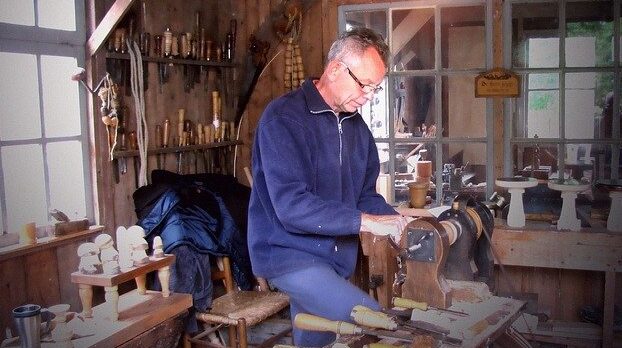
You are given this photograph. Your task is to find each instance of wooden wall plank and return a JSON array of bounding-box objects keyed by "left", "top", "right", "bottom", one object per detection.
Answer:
[
  {"left": 57, "top": 242, "right": 84, "bottom": 313},
  {"left": 0, "top": 257, "right": 27, "bottom": 333},
  {"left": 492, "top": 0, "right": 504, "bottom": 179},
  {"left": 25, "top": 249, "right": 61, "bottom": 307},
  {"left": 492, "top": 228, "right": 622, "bottom": 272},
  {"left": 301, "top": 1, "right": 325, "bottom": 79}
]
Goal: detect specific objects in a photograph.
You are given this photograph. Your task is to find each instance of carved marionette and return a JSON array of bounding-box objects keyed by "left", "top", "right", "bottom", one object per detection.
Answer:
[
  {"left": 152, "top": 236, "right": 164, "bottom": 258},
  {"left": 95, "top": 233, "right": 121, "bottom": 275},
  {"left": 77, "top": 242, "right": 102, "bottom": 274},
  {"left": 131, "top": 237, "right": 149, "bottom": 266}
]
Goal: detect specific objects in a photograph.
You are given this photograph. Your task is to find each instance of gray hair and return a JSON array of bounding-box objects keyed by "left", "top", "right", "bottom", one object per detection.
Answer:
[{"left": 326, "top": 27, "right": 389, "bottom": 68}]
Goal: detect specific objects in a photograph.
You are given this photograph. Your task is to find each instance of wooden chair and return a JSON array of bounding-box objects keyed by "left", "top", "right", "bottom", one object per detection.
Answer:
[{"left": 187, "top": 256, "right": 291, "bottom": 348}]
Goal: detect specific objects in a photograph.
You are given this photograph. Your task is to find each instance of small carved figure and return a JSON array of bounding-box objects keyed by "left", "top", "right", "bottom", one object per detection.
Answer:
[
  {"left": 77, "top": 242, "right": 102, "bottom": 274},
  {"left": 130, "top": 234, "right": 149, "bottom": 266},
  {"left": 152, "top": 236, "right": 164, "bottom": 258},
  {"left": 95, "top": 233, "right": 121, "bottom": 275}
]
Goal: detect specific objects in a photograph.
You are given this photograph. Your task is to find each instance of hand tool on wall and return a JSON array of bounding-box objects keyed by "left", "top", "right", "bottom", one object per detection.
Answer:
[
  {"left": 154, "top": 124, "right": 162, "bottom": 169},
  {"left": 294, "top": 314, "right": 413, "bottom": 343},
  {"left": 176, "top": 109, "right": 185, "bottom": 174},
  {"left": 204, "top": 124, "right": 214, "bottom": 173},
  {"left": 162, "top": 118, "right": 170, "bottom": 169},
  {"left": 236, "top": 35, "right": 270, "bottom": 126},
  {"left": 117, "top": 121, "right": 128, "bottom": 179},
  {"left": 128, "top": 130, "right": 139, "bottom": 188},
  {"left": 153, "top": 34, "right": 166, "bottom": 92}
]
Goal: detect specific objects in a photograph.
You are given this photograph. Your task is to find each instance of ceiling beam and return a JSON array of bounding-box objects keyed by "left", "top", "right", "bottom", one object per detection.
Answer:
[{"left": 86, "top": 0, "right": 135, "bottom": 57}]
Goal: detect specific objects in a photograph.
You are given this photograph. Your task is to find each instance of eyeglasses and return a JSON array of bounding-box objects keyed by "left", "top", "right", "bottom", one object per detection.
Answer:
[{"left": 340, "top": 62, "right": 383, "bottom": 94}]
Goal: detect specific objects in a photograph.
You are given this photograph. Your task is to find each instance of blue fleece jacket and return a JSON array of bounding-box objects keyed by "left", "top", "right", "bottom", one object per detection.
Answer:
[{"left": 248, "top": 78, "right": 397, "bottom": 280}]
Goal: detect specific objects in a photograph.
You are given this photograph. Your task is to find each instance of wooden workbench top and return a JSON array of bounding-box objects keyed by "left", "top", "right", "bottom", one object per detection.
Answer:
[
  {"left": 1, "top": 290, "right": 192, "bottom": 348},
  {"left": 330, "top": 280, "right": 525, "bottom": 347}
]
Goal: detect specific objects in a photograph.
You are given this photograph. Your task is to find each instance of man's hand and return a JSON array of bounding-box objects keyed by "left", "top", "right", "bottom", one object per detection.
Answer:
[{"left": 359, "top": 213, "right": 412, "bottom": 244}]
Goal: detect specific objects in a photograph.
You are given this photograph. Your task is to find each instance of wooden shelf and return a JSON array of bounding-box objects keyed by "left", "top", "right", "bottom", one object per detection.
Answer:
[
  {"left": 71, "top": 254, "right": 175, "bottom": 288},
  {"left": 113, "top": 140, "right": 242, "bottom": 159},
  {"left": 106, "top": 52, "right": 236, "bottom": 68},
  {"left": 0, "top": 226, "right": 104, "bottom": 262}
]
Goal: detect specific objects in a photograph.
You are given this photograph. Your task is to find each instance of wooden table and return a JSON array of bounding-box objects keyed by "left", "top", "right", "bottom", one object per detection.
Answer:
[
  {"left": 70, "top": 254, "right": 174, "bottom": 321},
  {"left": 1, "top": 290, "right": 192, "bottom": 348}
]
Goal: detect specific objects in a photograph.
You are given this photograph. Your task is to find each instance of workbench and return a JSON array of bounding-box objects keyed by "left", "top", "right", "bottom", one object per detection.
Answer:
[
  {"left": 491, "top": 223, "right": 622, "bottom": 347},
  {"left": 329, "top": 280, "right": 526, "bottom": 347},
  {"left": 1, "top": 289, "right": 192, "bottom": 348}
]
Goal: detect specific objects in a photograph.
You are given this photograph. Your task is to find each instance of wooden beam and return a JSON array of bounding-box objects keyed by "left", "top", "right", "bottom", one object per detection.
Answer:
[
  {"left": 86, "top": 0, "right": 135, "bottom": 57},
  {"left": 392, "top": 9, "right": 434, "bottom": 62}
]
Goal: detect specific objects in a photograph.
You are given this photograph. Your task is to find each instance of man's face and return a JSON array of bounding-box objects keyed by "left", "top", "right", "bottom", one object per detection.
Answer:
[{"left": 333, "top": 47, "right": 386, "bottom": 113}]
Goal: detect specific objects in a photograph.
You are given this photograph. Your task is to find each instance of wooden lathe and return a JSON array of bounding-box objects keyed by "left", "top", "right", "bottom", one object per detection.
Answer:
[{"left": 353, "top": 198, "right": 529, "bottom": 346}]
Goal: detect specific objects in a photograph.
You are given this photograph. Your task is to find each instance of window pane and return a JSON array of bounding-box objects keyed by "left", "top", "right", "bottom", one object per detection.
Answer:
[
  {"left": 513, "top": 143, "right": 559, "bottom": 179},
  {"left": 566, "top": 1, "right": 613, "bottom": 67},
  {"left": 529, "top": 38, "right": 560, "bottom": 68},
  {"left": 441, "top": 5, "right": 485, "bottom": 69},
  {"left": 2, "top": 144, "right": 47, "bottom": 233},
  {"left": 512, "top": 2, "right": 559, "bottom": 68},
  {"left": 596, "top": 76, "right": 621, "bottom": 139},
  {"left": 565, "top": 142, "right": 594, "bottom": 174},
  {"left": 361, "top": 79, "right": 388, "bottom": 139},
  {"left": 529, "top": 73, "right": 558, "bottom": 90},
  {"left": 47, "top": 141, "right": 86, "bottom": 219},
  {"left": 513, "top": 85, "right": 560, "bottom": 139},
  {"left": 38, "top": 0, "right": 76, "bottom": 31},
  {"left": 528, "top": 90, "right": 559, "bottom": 138},
  {"left": 0, "top": 0, "right": 34, "bottom": 26},
  {"left": 394, "top": 142, "right": 436, "bottom": 204},
  {"left": 41, "top": 55, "right": 81, "bottom": 137},
  {"left": 566, "top": 72, "right": 612, "bottom": 139},
  {"left": 392, "top": 8, "right": 435, "bottom": 71},
  {"left": 593, "top": 144, "right": 622, "bottom": 181},
  {"left": 345, "top": 10, "right": 387, "bottom": 41},
  {"left": 395, "top": 76, "right": 435, "bottom": 137},
  {"left": 441, "top": 142, "right": 487, "bottom": 203},
  {"left": 0, "top": 52, "right": 41, "bottom": 141},
  {"left": 443, "top": 75, "right": 486, "bottom": 138},
  {"left": 514, "top": 73, "right": 560, "bottom": 138}
]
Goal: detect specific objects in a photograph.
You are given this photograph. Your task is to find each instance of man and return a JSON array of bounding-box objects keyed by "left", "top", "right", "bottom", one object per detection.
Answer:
[{"left": 248, "top": 27, "right": 408, "bottom": 347}]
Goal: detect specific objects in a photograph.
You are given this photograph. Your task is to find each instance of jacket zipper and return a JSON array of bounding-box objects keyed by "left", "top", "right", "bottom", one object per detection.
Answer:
[{"left": 335, "top": 114, "right": 355, "bottom": 165}]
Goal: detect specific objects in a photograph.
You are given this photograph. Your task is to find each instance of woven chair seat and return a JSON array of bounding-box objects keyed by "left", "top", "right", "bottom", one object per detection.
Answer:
[{"left": 200, "top": 291, "right": 289, "bottom": 327}]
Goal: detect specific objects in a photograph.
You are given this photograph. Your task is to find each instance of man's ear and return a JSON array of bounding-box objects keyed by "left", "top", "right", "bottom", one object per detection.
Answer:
[{"left": 326, "top": 61, "right": 343, "bottom": 82}]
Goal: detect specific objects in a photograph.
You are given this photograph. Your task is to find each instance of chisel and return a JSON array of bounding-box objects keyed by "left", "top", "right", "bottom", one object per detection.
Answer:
[
  {"left": 155, "top": 124, "right": 162, "bottom": 169},
  {"left": 392, "top": 297, "right": 468, "bottom": 317},
  {"left": 294, "top": 313, "right": 413, "bottom": 343}
]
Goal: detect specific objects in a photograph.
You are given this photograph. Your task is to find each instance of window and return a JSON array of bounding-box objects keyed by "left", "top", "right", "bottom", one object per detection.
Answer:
[
  {"left": 0, "top": 0, "right": 92, "bottom": 237},
  {"left": 340, "top": 1, "right": 492, "bottom": 205},
  {"left": 505, "top": 0, "right": 620, "bottom": 187}
]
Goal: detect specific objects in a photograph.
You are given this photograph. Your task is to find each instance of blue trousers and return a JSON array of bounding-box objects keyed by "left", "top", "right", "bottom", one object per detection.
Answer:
[{"left": 270, "top": 263, "right": 381, "bottom": 347}]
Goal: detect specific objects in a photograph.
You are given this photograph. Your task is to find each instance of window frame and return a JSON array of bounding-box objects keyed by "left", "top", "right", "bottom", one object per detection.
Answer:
[
  {"left": 503, "top": 0, "right": 621, "bottom": 180},
  {"left": 339, "top": 0, "right": 494, "bottom": 205},
  {"left": 0, "top": 0, "right": 93, "bottom": 236}
]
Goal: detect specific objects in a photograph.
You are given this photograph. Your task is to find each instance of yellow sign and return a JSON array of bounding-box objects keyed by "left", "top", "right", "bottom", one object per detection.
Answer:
[{"left": 475, "top": 68, "right": 520, "bottom": 98}]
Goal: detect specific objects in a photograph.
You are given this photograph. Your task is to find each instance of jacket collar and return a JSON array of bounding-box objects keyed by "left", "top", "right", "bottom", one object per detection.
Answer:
[{"left": 302, "top": 78, "right": 357, "bottom": 118}]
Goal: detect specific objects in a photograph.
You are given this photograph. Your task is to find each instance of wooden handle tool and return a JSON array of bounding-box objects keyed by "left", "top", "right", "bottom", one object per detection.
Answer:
[
  {"left": 294, "top": 313, "right": 413, "bottom": 343},
  {"left": 350, "top": 305, "right": 397, "bottom": 330},
  {"left": 393, "top": 297, "right": 468, "bottom": 317},
  {"left": 162, "top": 119, "right": 170, "bottom": 147}
]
